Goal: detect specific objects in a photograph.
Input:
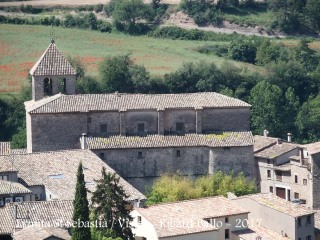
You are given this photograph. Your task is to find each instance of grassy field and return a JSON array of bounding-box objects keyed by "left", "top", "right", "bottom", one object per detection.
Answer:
[
  {"left": 222, "top": 4, "right": 274, "bottom": 27},
  {"left": 0, "top": 24, "right": 263, "bottom": 93}
]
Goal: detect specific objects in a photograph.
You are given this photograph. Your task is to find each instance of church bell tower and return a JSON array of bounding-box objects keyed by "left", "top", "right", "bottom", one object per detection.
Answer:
[{"left": 29, "top": 36, "right": 77, "bottom": 101}]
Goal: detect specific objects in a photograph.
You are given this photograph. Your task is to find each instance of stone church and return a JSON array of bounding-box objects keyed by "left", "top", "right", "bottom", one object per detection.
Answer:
[{"left": 25, "top": 40, "right": 255, "bottom": 191}]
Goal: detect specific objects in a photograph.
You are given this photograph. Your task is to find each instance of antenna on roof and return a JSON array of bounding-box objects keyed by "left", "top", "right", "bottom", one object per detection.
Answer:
[{"left": 50, "top": 24, "right": 55, "bottom": 44}]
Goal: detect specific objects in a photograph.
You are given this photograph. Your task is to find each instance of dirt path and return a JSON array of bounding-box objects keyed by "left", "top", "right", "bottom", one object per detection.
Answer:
[{"left": 164, "top": 11, "right": 285, "bottom": 38}]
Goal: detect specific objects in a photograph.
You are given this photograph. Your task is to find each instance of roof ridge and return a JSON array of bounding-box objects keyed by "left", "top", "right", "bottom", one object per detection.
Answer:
[
  {"left": 25, "top": 93, "right": 63, "bottom": 113},
  {"left": 139, "top": 196, "right": 226, "bottom": 209}
]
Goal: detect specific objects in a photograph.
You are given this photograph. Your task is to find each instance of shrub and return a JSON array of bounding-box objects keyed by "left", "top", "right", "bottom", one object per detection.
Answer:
[{"left": 94, "top": 3, "right": 104, "bottom": 13}]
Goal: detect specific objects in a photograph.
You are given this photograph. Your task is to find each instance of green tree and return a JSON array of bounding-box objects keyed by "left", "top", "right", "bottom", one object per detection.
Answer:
[
  {"left": 91, "top": 168, "right": 134, "bottom": 239},
  {"left": 282, "top": 87, "right": 300, "bottom": 137},
  {"left": 72, "top": 162, "right": 91, "bottom": 240},
  {"left": 249, "top": 81, "right": 284, "bottom": 136},
  {"left": 146, "top": 172, "right": 256, "bottom": 205},
  {"left": 112, "top": 0, "right": 152, "bottom": 33},
  {"left": 76, "top": 76, "right": 102, "bottom": 94},
  {"left": 305, "top": 0, "right": 320, "bottom": 31},
  {"left": 228, "top": 40, "right": 257, "bottom": 64},
  {"left": 99, "top": 54, "right": 134, "bottom": 93},
  {"left": 296, "top": 95, "right": 320, "bottom": 142},
  {"left": 294, "top": 39, "right": 319, "bottom": 71},
  {"left": 67, "top": 56, "right": 86, "bottom": 79}
]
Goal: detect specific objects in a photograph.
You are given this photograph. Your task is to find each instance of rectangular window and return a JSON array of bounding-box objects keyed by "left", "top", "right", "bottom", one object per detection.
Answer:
[
  {"left": 138, "top": 123, "right": 144, "bottom": 133},
  {"left": 0, "top": 175, "right": 9, "bottom": 181},
  {"left": 294, "top": 192, "right": 299, "bottom": 199},
  {"left": 270, "top": 186, "right": 273, "bottom": 193},
  {"left": 267, "top": 159, "right": 271, "bottom": 164},
  {"left": 138, "top": 216, "right": 142, "bottom": 224},
  {"left": 138, "top": 152, "right": 143, "bottom": 159},
  {"left": 295, "top": 175, "right": 298, "bottom": 183},
  {"left": 100, "top": 124, "right": 107, "bottom": 133},
  {"left": 225, "top": 229, "right": 230, "bottom": 239},
  {"left": 176, "top": 122, "right": 184, "bottom": 132},
  {"left": 303, "top": 179, "right": 307, "bottom": 185},
  {"left": 225, "top": 217, "right": 229, "bottom": 223},
  {"left": 0, "top": 198, "right": 4, "bottom": 206},
  {"left": 307, "top": 215, "right": 311, "bottom": 224},
  {"left": 267, "top": 170, "right": 271, "bottom": 178},
  {"left": 176, "top": 150, "right": 181, "bottom": 157},
  {"left": 306, "top": 235, "right": 311, "bottom": 240},
  {"left": 88, "top": 117, "right": 91, "bottom": 123},
  {"left": 276, "top": 171, "right": 282, "bottom": 181},
  {"left": 298, "top": 217, "right": 301, "bottom": 226},
  {"left": 99, "top": 152, "right": 105, "bottom": 160}
]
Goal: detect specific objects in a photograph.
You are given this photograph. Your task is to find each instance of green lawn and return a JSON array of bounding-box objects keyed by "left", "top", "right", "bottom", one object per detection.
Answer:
[{"left": 0, "top": 24, "right": 264, "bottom": 93}]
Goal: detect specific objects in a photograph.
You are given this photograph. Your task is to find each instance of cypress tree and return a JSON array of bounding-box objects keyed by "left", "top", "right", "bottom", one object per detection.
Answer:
[
  {"left": 91, "top": 167, "right": 134, "bottom": 240},
  {"left": 72, "top": 161, "right": 91, "bottom": 240}
]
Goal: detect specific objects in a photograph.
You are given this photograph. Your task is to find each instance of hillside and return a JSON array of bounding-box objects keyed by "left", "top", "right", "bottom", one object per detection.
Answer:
[{"left": 0, "top": 24, "right": 264, "bottom": 93}]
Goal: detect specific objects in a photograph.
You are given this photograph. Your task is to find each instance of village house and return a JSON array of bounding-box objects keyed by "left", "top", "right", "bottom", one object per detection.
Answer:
[
  {"left": 131, "top": 196, "right": 250, "bottom": 240},
  {"left": 0, "top": 200, "right": 73, "bottom": 239},
  {"left": 232, "top": 193, "right": 316, "bottom": 240},
  {"left": 0, "top": 148, "right": 146, "bottom": 205},
  {"left": 254, "top": 134, "right": 320, "bottom": 209}
]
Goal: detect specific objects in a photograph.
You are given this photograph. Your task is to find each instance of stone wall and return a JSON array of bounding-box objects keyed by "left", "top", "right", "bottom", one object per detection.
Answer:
[
  {"left": 93, "top": 146, "right": 254, "bottom": 193},
  {"left": 209, "top": 146, "right": 254, "bottom": 178},
  {"left": 202, "top": 108, "right": 250, "bottom": 132},
  {"left": 32, "top": 75, "right": 76, "bottom": 101},
  {"left": 28, "top": 107, "right": 251, "bottom": 152},
  {"left": 312, "top": 152, "right": 320, "bottom": 209},
  {"left": 29, "top": 113, "right": 87, "bottom": 152}
]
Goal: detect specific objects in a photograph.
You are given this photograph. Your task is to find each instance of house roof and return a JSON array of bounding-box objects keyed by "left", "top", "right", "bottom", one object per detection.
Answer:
[
  {"left": 0, "top": 142, "right": 11, "bottom": 156},
  {"left": 30, "top": 43, "right": 76, "bottom": 76},
  {"left": 233, "top": 220, "right": 290, "bottom": 240},
  {"left": 253, "top": 135, "right": 278, "bottom": 153},
  {"left": 13, "top": 226, "right": 71, "bottom": 240},
  {"left": 25, "top": 92, "right": 251, "bottom": 114},
  {"left": 86, "top": 132, "right": 254, "bottom": 150},
  {"left": 0, "top": 149, "right": 146, "bottom": 201},
  {"left": 135, "top": 196, "right": 249, "bottom": 238},
  {"left": 0, "top": 200, "right": 73, "bottom": 235},
  {"left": 304, "top": 142, "right": 320, "bottom": 155},
  {"left": 236, "top": 194, "right": 315, "bottom": 218},
  {"left": 0, "top": 180, "right": 31, "bottom": 195},
  {"left": 0, "top": 155, "right": 17, "bottom": 173},
  {"left": 254, "top": 141, "right": 299, "bottom": 159}
]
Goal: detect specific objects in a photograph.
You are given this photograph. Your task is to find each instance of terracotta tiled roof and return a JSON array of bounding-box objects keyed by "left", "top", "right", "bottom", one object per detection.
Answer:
[
  {"left": 233, "top": 219, "right": 290, "bottom": 240},
  {"left": 0, "top": 149, "right": 146, "bottom": 201},
  {"left": 0, "top": 142, "right": 11, "bottom": 156},
  {"left": 135, "top": 196, "right": 249, "bottom": 238},
  {"left": 87, "top": 132, "right": 254, "bottom": 150},
  {"left": 0, "top": 155, "right": 17, "bottom": 172},
  {"left": 25, "top": 92, "right": 251, "bottom": 114},
  {"left": 30, "top": 43, "right": 76, "bottom": 76},
  {"left": 237, "top": 194, "right": 315, "bottom": 218},
  {"left": 253, "top": 135, "right": 278, "bottom": 153},
  {"left": 0, "top": 180, "right": 31, "bottom": 195},
  {"left": 13, "top": 226, "right": 71, "bottom": 240},
  {"left": 254, "top": 141, "right": 299, "bottom": 159},
  {"left": 304, "top": 142, "right": 320, "bottom": 155},
  {"left": 0, "top": 200, "right": 73, "bottom": 235}
]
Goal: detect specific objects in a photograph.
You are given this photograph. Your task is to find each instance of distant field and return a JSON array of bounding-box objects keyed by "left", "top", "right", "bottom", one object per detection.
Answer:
[{"left": 0, "top": 24, "right": 264, "bottom": 93}]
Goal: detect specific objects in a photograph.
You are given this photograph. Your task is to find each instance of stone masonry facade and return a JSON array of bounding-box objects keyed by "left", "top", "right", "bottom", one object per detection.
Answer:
[{"left": 25, "top": 41, "right": 255, "bottom": 193}]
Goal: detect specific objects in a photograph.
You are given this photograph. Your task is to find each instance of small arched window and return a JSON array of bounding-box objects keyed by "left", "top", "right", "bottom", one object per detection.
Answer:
[
  {"left": 62, "top": 78, "right": 66, "bottom": 93},
  {"left": 44, "top": 78, "right": 53, "bottom": 96}
]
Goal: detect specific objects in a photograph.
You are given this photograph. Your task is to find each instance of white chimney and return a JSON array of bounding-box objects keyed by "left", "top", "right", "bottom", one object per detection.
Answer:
[
  {"left": 263, "top": 129, "right": 269, "bottom": 137},
  {"left": 287, "top": 133, "right": 292, "bottom": 142},
  {"left": 80, "top": 133, "right": 87, "bottom": 149}
]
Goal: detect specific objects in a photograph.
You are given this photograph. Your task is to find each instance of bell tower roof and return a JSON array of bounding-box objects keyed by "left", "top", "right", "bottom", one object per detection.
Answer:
[{"left": 30, "top": 43, "right": 76, "bottom": 76}]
